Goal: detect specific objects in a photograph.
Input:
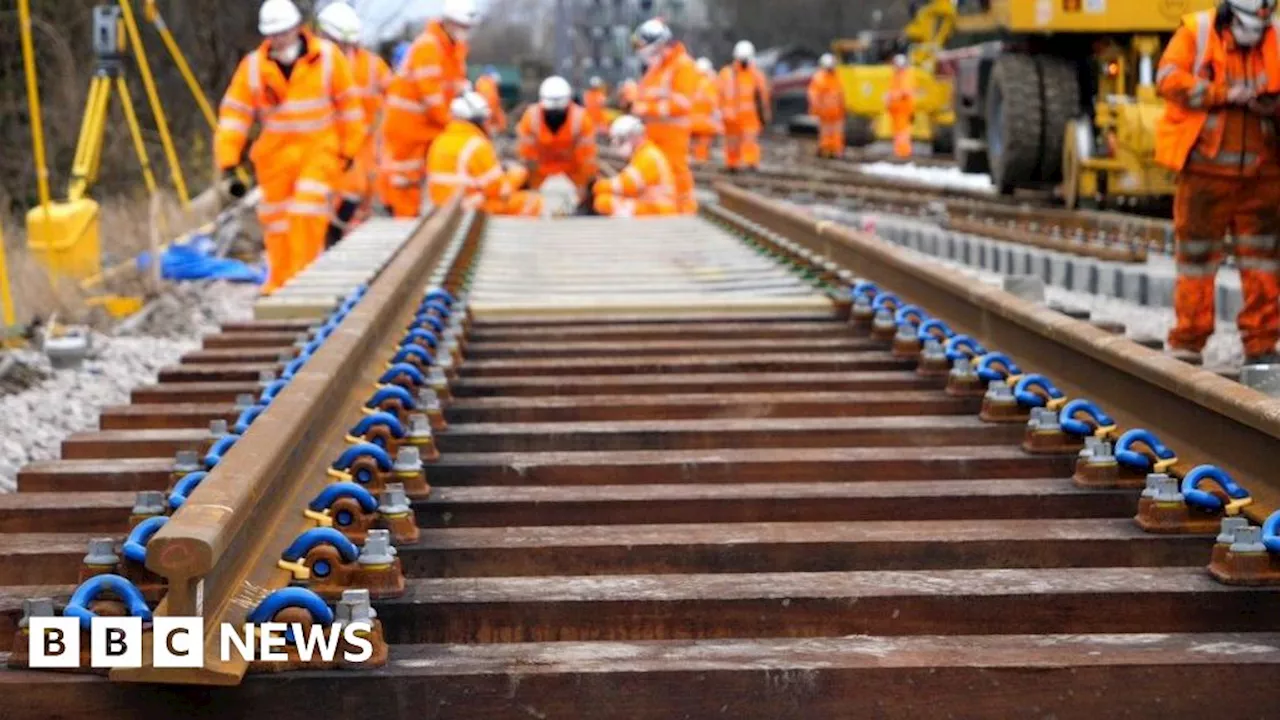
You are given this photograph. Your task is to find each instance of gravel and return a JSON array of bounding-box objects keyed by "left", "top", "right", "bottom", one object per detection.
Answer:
[{"left": 0, "top": 281, "right": 258, "bottom": 491}]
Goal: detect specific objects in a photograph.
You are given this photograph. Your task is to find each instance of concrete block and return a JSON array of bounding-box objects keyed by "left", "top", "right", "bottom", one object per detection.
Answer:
[
  {"left": 1240, "top": 364, "right": 1280, "bottom": 397},
  {"left": 1002, "top": 275, "right": 1046, "bottom": 303}
]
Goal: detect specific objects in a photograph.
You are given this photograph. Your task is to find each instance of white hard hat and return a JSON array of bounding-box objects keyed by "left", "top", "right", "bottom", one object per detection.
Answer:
[
  {"left": 633, "top": 18, "right": 673, "bottom": 55},
  {"left": 609, "top": 114, "right": 645, "bottom": 143},
  {"left": 259, "top": 0, "right": 302, "bottom": 35},
  {"left": 733, "top": 40, "right": 755, "bottom": 62},
  {"left": 539, "top": 76, "right": 573, "bottom": 110},
  {"left": 317, "top": 2, "right": 361, "bottom": 44},
  {"left": 442, "top": 0, "right": 480, "bottom": 27},
  {"left": 893, "top": 54, "right": 908, "bottom": 68},
  {"left": 450, "top": 91, "right": 490, "bottom": 121},
  {"left": 1228, "top": 0, "right": 1277, "bottom": 14},
  {"left": 819, "top": 53, "right": 835, "bottom": 69},
  {"left": 696, "top": 57, "right": 714, "bottom": 74},
  {"left": 589, "top": 76, "right": 604, "bottom": 88}
]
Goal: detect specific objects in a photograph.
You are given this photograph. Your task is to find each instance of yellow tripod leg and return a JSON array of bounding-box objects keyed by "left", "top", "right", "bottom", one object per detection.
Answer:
[
  {"left": 117, "top": 0, "right": 189, "bottom": 206},
  {"left": 115, "top": 76, "right": 159, "bottom": 195},
  {"left": 68, "top": 75, "right": 111, "bottom": 202},
  {"left": 0, "top": 225, "right": 16, "bottom": 332}
]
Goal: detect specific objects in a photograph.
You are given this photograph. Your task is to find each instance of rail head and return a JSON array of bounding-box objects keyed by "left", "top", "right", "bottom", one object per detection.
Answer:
[
  {"left": 715, "top": 183, "right": 1280, "bottom": 519},
  {"left": 112, "top": 200, "right": 467, "bottom": 684}
]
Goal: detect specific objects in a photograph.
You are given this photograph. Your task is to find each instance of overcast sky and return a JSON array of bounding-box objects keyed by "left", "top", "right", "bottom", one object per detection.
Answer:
[{"left": 354, "top": 0, "right": 446, "bottom": 41}]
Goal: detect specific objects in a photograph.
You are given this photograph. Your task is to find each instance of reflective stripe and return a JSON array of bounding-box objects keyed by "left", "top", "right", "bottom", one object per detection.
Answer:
[
  {"left": 248, "top": 52, "right": 262, "bottom": 97},
  {"left": 1177, "top": 261, "right": 1220, "bottom": 277},
  {"left": 386, "top": 95, "right": 426, "bottom": 112},
  {"left": 1178, "top": 239, "right": 1216, "bottom": 257},
  {"left": 222, "top": 98, "right": 254, "bottom": 115},
  {"left": 288, "top": 200, "right": 331, "bottom": 216},
  {"left": 1237, "top": 234, "right": 1279, "bottom": 252},
  {"left": 623, "top": 166, "right": 644, "bottom": 187},
  {"left": 258, "top": 201, "right": 289, "bottom": 215},
  {"left": 296, "top": 179, "right": 331, "bottom": 195},
  {"left": 429, "top": 173, "right": 470, "bottom": 186},
  {"left": 218, "top": 118, "right": 251, "bottom": 134},
  {"left": 1193, "top": 12, "right": 1211, "bottom": 76},
  {"left": 263, "top": 117, "right": 334, "bottom": 133},
  {"left": 412, "top": 66, "right": 442, "bottom": 80},
  {"left": 340, "top": 108, "right": 364, "bottom": 122},
  {"left": 422, "top": 92, "right": 445, "bottom": 107},
  {"left": 278, "top": 97, "right": 332, "bottom": 114},
  {"left": 457, "top": 136, "right": 485, "bottom": 180},
  {"left": 475, "top": 165, "right": 504, "bottom": 186},
  {"left": 1190, "top": 149, "right": 1258, "bottom": 166},
  {"left": 1237, "top": 255, "right": 1280, "bottom": 272},
  {"left": 384, "top": 157, "right": 425, "bottom": 171},
  {"left": 264, "top": 220, "right": 290, "bottom": 233}
]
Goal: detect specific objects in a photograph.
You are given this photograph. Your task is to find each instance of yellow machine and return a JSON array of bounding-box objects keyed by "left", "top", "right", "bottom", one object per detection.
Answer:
[
  {"left": 948, "top": 0, "right": 1219, "bottom": 206},
  {"left": 831, "top": 1, "right": 958, "bottom": 154}
]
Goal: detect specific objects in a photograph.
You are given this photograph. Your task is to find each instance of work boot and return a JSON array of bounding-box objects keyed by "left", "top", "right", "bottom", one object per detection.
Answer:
[
  {"left": 1244, "top": 351, "right": 1280, "bottom": 366},
  {"left": 1168, "top": 348, "right": 1203, "bottom": 366},
  {"left": 324, "top": 223, "right": 345, "bottom": 250}
]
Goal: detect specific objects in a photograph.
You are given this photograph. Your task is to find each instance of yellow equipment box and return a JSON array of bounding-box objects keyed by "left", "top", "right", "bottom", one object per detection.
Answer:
[{"left": 25, "top": 198, "right": 102, "bottom": 280}]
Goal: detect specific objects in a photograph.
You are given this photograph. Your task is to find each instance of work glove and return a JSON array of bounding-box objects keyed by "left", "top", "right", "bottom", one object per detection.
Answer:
[
  {"left": 1227, "top": 84, "right": 1256, "bottom": 106},
  {"left": 222, "top": 168, "right": 247, "bottom": 199},
  {"left": 1249, "top": 93, "right": 1280, "bottom": 115},
  {"left": 340, "top": 156, "right": 355, "bottom": 172}
]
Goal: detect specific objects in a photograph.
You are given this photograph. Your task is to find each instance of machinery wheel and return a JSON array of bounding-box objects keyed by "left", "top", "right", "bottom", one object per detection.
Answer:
[
  {"left": 846, "top": 116, "right": 875, "bottom": 148},
  {"left": 985, "top": 53, "right": 1043, "bottom": 194},
  {"left": 931, "top": 122, "right": 955, "bottom": 157},
  {"left": 1037, "top": 56, "right": 1082, "bottom": 184},
  {"left": 955, "top": 115, "right": 989, "bottom": 174}
]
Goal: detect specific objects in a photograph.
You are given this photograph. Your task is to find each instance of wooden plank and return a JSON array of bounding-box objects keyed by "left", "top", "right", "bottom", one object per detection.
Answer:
[
  {"left": 17, "top": 459, "right": 173, "bottom": 493},
  {"left": 464, "top": 337, "right": 883, "bottom": 359},
  {"left": 100, "top": 404, "right": 240, "bottom": 431},
  {"left": 452, "top": 371, "right": 939, "bottom": 397},
  {"left": 131, "top": 382, "right": 259, "bottom": 404},
  {"left": 0, "top": 492, "right": 133, "bottom": 532},
  {"left": 460, "top": 353, "right": 911, "bottom": 377}
]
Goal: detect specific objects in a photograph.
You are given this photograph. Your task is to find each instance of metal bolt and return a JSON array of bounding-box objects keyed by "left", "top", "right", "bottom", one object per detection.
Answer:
[
  {"left": 950, "top": 357, "right": 975, "bottom": 378},
  {"left": 292, "top": 333, "right": 309, "bottom": 350},
  {"left": 1217, "top": 517, "right": 1251, "bottom": 545},
  {"left": 1141, "top": 473, "right": 1168, "bottom": 499},
  {"left": 853, "top": 295, "right": 873, "bottom": 311},
  {"left": 334, "top": 588, "right": 378, "bottom": 625},
  {"left": 132, "top": 490, "right": 166, "bottom": 516},
  {"left": 393, "top": 446, "right": 423, "bottom": 474},
  {"left": 257, "top": 370, "right": 277, "bottom": 387},
  {"left": 406, "top": 414, "right": 432, "bottom": 441},
  {"left": 83, "top": 538, "right": 118, "bottom": 567},
  {"left": 173, "top": 450, "right": 201, "bottom": 474},
  {"left": 984, "top": 380, "right": 1014, "bottom": 401},
  {"left": 19, "top": 598, "right": 55, "bottom": 629},
  {"left": 1152, "top": 475, "right": 1184, "bottom": 504},
  {"left": 417, "top": 390, "right": 442, "bottom": 413},
  {"left": 209, "top": 419, "right": 229, "bottom": 437},
  {"left": 872, "top": 309, "right": 895, "bottom": 330},
  {"left": 921, "top": 339, "right": 945, "bottom": 361},
  {"left": 358, "top": 529, "right": 397, "bottom": 566},
  {"left": 378, "top": 484, "right": 411, "bottom": 516},
  {"left": 894, "top": 323, "right": 916, "bottom": 341},
  {"left": 234, "top": 394, "right": 256, "bottom": 411},
  {"left": 1228, "top": 525, "right": 1267, "bottom": 554}
]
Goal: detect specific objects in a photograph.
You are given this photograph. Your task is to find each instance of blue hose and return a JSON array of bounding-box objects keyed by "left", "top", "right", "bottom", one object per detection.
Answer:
[
  {"left": 168, "top": 470, "right": 208, "bottom": 510},
  {"left": 308, "top": 483, "right": 379, "bottom": 529},
  {"left": 122, "top": 516, "right": 169, "bottom": 564},
  {"left": 246, "top": 586, "right": 334, "bottom": 626},
  {"left": 1114, "top": 428, "right": 1176, "bottom": 472},
  {"left": 64, "top": 575, "right": 153, "bottom": 630},
  {"left": 893, "top": 304, "right": 927, "bottom": 328},
  {"left": 1013, "top": 374, "right": 1064, "bottom": 409},
  {"left": 1181, "top": 465, "right": 1251, "bottom": 512},
  {"left": 204, "top": 434, "right": 241, "bottom": 469},
  {"left": 233, "top": 405, "right": 266, "bottom": 435},
  {"left": 916, "top": 318, "right": 953, "bottom": 342},
  {"left": 332, "top": 443, "right": 394, "bottom": 484},
  {"left": 365, "top": 385, "right": 417, "bottom": 413},
  {"left": 392, "top": 345, "right": 435, "bottom": 368},
  {"left": 350, "top": 412, "right": 406, "bottom": 443},
  {"left": 871, "top": 293, "right": 901, "bottom": 313},
  {"left": 850, "top": 282, "right": 878, "bottom": 301},
  {"left": 975, "top": 352, "right": 1021, "bottom": 383},
  {"left": 402, "top": 328, "right": 441, "bottom": 350},
  {"left": 281, "top": 527, "right": 360, "bottom": 564},
  {"left": 944, "top": 335, "right": 985, "bottom": 362},
  {"left": 379, "top": 363, "right": 427, "bottom": 388},
  {"left": 1058, "top": 399, "right": 1115, "bottom": 437}
]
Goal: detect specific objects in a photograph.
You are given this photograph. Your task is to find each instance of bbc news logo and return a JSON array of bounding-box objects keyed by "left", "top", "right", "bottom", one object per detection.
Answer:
[{"left": 28, "top": 617, "right": 375, "bottom": 668}]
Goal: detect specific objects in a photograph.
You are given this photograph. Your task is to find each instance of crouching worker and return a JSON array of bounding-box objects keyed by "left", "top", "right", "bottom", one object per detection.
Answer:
[
  {"left": 592, "top": 116, "right": 677, "bottom": 217},
  {"left": 427, "top": 92, "right": 544, "bottom": 216}
]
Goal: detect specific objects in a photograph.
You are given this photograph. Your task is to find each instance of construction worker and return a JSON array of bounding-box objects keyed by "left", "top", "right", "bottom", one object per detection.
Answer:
[
  {"left": 719, "top": 40, "right": 771, "bottom": 172},
  {"left": 592, "top": 115, "right": 677, "bottom": 217},
  {"left": 584, "top": 76, "right": 609, "bottom": 136},
  {"left": 618, "top": 78, "right": 639, "bottom": 114},
  {"left": 1156, "top": 0, "right": 1280, "bottom": 365},
  {"left": 380, "top": 0, "right": 477, "bottom": 218},
  {"left": 691, "top": 57, "right": 722, "bottom": 163},
  {"left": 215, "top": 0, "right": 365, "bottom": 294},
  {"left": 887, "top": 54, "right": 916, "bottom": 159},
  {"left": 808, "top": 53, "right": 846, "bottom": 159},
  {"left": 475, "top": 66, "right": 508, "bottom": 135},
  {"left": 632, "top": 18, "right": 700, "bottom": 213},
  {"left": 427, "top": 92, "right": 543, "bottom": 216},
  {"left": 318, "top": 2, "right": 390, "bottom": 247},
  {"left": 516, "top": 76, "right": 599, "bottom": 198}
]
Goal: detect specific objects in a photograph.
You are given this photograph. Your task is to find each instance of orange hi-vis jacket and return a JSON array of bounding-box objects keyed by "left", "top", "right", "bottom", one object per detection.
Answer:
[
  {"left": 584, "top": 88, "right": 608, "bottom": 131},
  {"left": 516, "top": 103, "right": 598, "bottom": 183},
  {"left": 215, "top": 31, "right": 364, "bottom": 178},
  {"left": 382, "top": 20, "right": 468, "bottom": 149},
  {"left": 635, "top": 43, "right": 699, "bottom": 144},
  {"left": 807, "top": 68, "right": 845, "bottom": 120},
  {"left": 719, "top": 62, "right": 771, "bottom": 131},
  {"left": 887, "top": 68, "right": 916, "bottom": 117},
  {"left": 619, "top": 79, "right": 638, "bottom": 110},
  {"left": 1156, "top": 10, "right": 1280, "bottom": 174},
  {"left": 427, "top": 120, "right": 540, "bottom": 215},
  {"left": 692, "top": 73, "right": 722, "bottom": 136},
  {"left": 351, "top": 47, "right": 391, "bottom": 130},
  {"left": 475, "top": 74, "right": 508, "bottom": 133},
  {"left": 592, "top": 139, "right": 677, "bottom": 216}
]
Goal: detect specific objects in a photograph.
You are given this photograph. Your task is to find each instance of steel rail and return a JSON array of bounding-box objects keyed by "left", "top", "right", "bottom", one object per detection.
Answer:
[
  {"left": 112, "top": 200, "right": 472, "bottom": 684},
  {"left": 716, "top": 183, "right": 1280, "bottom": 524}
]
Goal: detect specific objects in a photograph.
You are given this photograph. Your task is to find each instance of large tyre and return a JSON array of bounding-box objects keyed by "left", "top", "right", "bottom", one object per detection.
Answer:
[
  {"left": 1037, "top": 56, "right": 1083, "bottom": 183},
  {"left": 955, "top": 114, "right": 989, "bottom": 173},
  {"left": 846, "top": 116, "right": 875, "bottom": 148},
  {"left": 985, "top": 53, "right": 1043, "bottom": 194}
]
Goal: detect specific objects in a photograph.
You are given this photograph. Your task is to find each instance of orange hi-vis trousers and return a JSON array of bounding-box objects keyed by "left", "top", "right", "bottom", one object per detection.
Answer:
[
  {"left": 692, "top": 134, "right": 714, "bottom": 162},
  {"left": 1169, "top": 172, "right": 1280, "bottom": 358},
  {"left": 259, "top": 152, "right": 339, "bottom": 293},
  {"left": 723, "top": 123, "right": 760, "bottom": 169},
  {"left": 818, "top": 118, "right": 844, "bottom": 156}
]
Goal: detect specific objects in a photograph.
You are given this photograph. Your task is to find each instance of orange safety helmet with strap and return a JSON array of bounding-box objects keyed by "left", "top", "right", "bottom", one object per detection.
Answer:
[{"left": 1156, "top": 9, "right": 1280, "bottom": 171}]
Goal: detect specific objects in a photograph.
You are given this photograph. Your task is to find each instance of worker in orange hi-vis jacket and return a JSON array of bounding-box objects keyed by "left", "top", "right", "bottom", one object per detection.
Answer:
[
  {"left": 316, "top": 2, "right": 389, "bottom": 248},
  {"left": 427, "top": 92, "right": 543, "bottom": 217},
  {"left": 887, "top": 54, "right": 916, "bottom": 159},
  {"left": 215, "top": 0, "right": 365, "bottom": 295},
  {"left": 584, "top": 76, "right": 609, "bottom": 136},
  {"left": 516, "top": 76, "right": 599, "bottom": 197},
  {"left": 691, "top": 57, "right": 723, "bottom": 163},
  {"left": 475, "top": 66, "right": 508, "bottom": 134},
  {"left": 379, "top": 0, "right": 476, "bottom": 218},
  {"left": 593, "top": 115, "right": 678, "bottom": 217},
  {"left": 808, "top": 53, "right": 846, "bottom": 158},
  {"left": 719, "top": 40, "right": 771, "bottom": 172},
  {"left": 632, "top": 18, "right": 701, "bottom": 213},
  {"left": 618, "top": 78, "right": 638, "bottom": 114},
  {"left": 1155, "top": 0, "right": 1280, "bottom": 366}
]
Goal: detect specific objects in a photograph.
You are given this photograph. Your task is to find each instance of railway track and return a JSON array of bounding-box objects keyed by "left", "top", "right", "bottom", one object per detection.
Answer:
[{"left": 1, "top": 187, "right": 1279, "bottom": 718}]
